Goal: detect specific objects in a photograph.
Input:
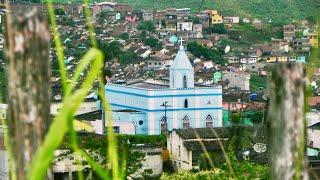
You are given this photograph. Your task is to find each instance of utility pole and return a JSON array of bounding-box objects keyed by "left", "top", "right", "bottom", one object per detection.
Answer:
[{"left": 160, "top": 101, "right": 171, "bottom": 134}]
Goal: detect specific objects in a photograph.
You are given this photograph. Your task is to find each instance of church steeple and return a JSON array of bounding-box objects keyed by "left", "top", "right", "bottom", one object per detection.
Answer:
[{"left": 170, "top": 38, "right": 194, "bottom": 89}]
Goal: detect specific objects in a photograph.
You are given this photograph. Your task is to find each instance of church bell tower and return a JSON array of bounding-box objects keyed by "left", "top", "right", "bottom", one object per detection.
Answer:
[{"left": 169, "top": 38, "right": 194, "bottom": 89}]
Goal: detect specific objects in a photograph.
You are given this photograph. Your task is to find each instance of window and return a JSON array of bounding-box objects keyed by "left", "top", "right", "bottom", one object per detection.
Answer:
[
  {"left": 184, "top": 99, "right": 188, "bottom": 108},
  {"left": 160, "top": 116, "right": 168, "bottom": 134},
  {"left": 170, "top": 143, "right": 172, "bottom": 154},
  {"left": 182, "top": 115, "right": 190, "bottom": 129},
  {"left": 206, "top": 115, "right": 213, "bottom": 127},
  {"left": 310, "top": 140, "right": 314, "bottom": 147},
  {"left": 183, "top": 75, "right": 187, "bottom": 88},
  {"left": 178, "top": 145, "right": 181, "bottom": 157}
]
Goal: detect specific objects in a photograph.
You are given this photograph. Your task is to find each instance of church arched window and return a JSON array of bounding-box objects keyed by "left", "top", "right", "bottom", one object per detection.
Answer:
[
  {"left": 184, "top": 99, "right": 188, "bottom": 108},
  {"left": 182, "top": 115, "right": 190, "bottom": 129},
  {"left": 160, "top": 116, "right": 168, "bottom": 134},
  {"left": 183, "top": 75, "right": 187, "bottom": 88},
  {"left": 206, "top": 115, "right": 213, "bottom": 127}
]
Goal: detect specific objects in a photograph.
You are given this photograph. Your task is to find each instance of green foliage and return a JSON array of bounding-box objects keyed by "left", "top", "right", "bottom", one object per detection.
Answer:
[
  {"left": 230, "top": 112, "right": 241, "bottom": 124},
  {"left": 119, "top": 51, "right": 138, "bottom": 65},
  {"left": 144, "top": 37, "right": 162, "bottom": 48},
  {"left": 0, "top": 64, "right": 6, "bottom": 103},
  {"left": 198, "top": 152, "right": 226, "bottom": 170},
  {"left": 137, "top": 21, "right": 156, "bottom": 32},
  {"left": 96, "top": 11, "right": 108, "bottom": 25},
  {"left": 60, "top": 15, "right": 75, "bottom": 26},
  {"left": 98, "top": 40, "right": 122, "bottom": 61},
  {"left": 187, "top": 41, "right": 225, "bottom": 65},
  {"left": 250, "top": 73, "right": 267, "bottom": 91},
  {"left": 54, "top": 8, "right": 66, "bottom": 15},
  {"left": 114, "top": 0, "right": 318, "bottom": 24},
  {"left": 204, "top": 24, "right": 228, "bottom": 34},
  {"left": 60, "top": 134, "right": 166, "bottom": 177},
  {"left": 118, "top": 32, "right": 130, "bottom": 40},
  {"left": 244, "top": 111, "right": 264, "bottom": 124}
]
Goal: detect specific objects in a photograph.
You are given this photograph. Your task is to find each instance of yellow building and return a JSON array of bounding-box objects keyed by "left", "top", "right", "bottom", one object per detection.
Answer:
[
  {"left": 211, "top": 10, "right": 223, "bottom": 24},
  {"left": 309, "top": 33, "right": 318, "bottom": 48},
  {"left": 265, "top": 55, "right": 288, "bottom": 63}
]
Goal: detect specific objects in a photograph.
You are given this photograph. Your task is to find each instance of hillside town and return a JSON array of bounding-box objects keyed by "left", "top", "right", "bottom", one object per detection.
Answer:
[{"left": 0, "top": 1, "right": 319, "bottom": 179}]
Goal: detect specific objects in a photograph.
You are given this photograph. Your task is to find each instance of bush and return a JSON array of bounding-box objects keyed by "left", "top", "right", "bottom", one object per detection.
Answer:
[
  {"left": 144, "top": 37, "right": 162, "bottom": 48},
  {"left": 137, "top": 21, "right": 156, "bottom": 32}
]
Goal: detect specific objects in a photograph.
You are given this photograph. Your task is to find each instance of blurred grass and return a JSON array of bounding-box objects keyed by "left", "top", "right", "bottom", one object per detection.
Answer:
[{"left": 26, "top": 0, "right": 120, "bottom": 179}]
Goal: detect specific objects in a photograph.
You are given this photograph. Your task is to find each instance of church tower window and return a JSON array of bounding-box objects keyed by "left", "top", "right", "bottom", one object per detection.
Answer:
[
  {"left": 206, "top": 115, "right": 213, "bottom": 127},
  {"left": 182, "top": 115, "right": 190, "bottom": 129},
  {"left": 184, "top": 99, "right": 188, "bottom": 108},
  {"left": 160, "top": 116, "right": 168, "bottom": 134},
  {"left": 183, "top": 75, "right": 187, "bottom": 88}
]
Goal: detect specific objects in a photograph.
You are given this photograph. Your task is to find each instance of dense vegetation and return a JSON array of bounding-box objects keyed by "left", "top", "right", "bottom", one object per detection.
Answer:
[
  {"left": 187, "top": 41, "right": 225, "bottom": 65},
  {"left": 116, "top": 0, "right": 319, "bottom": 24},
  {"left": 250, "top": 73, "right": 267, "bottom": 92}
]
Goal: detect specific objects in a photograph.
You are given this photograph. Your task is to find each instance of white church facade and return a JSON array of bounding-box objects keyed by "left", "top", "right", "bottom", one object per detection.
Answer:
[{"left": 104, "top": 42, "right": 223, "bottom": 135}]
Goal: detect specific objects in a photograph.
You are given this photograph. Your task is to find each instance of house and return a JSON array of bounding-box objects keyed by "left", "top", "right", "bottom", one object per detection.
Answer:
[
  {"left": 142, "top": 11, "right": 154, "bottom": 21},
  {"left": 292, "top": 38, "right": 311, "bottom": 53},
  {"left": 168, "top": 126, "right": 267, "bottom": 171},
  {"left": 167, "top": 128, "right": 230, "bottom": 171},
  {"left": 223, "top": 16, "right": 239, "bottom": 25},
  {"left": 308, "top": 32, "right": 318, "bottom": 48},
  {"left": 283, "top": 24, "right": 295, "bottom": 41},
  {"left": 166, "top": 21, "right": 177, "bottom": 32},
  {"left": 239, "top": 55, "right": 258, "bottom": 64},
  {"left": 265, "top": 54, "right": 288, "bottom": 63},
  {"left": 133, "top": 10, "right": 143, "bottom": 21},
  {"left": 177, "top": 21, "right": 193, "bottom": 32},
  {"left": 50, "top": 98, "right": 98, "bottom": 116},
  {"left": 222, "top": 71, "right": 250, "bottom": 91},
  {"left": 211, "top": 10, "right": 223, "bottom": 24},
  {"left": 224, "top": 56, "right": 239, "bottom": 64},
  {"left": 242, "top": 17, "right": 250, "bottom": 23},
  {"left": 146, "top": 58, "right": 165, "bottom": 70},
  {"left": 176, "top": 8, "right": 190, "bottom": 20},
  {"left": 308, "top": 122, "right": 320, "bottom": 149},
  {"left": 253, "top": 18, "right": 263, "bottom": 30},
  {"left": 271, "top": 38, "right": 289, "bottom": 52},
  {"left": 288, "top": 55, "right": 306, "bottom": 63},
  {"left": 153, "top": 10, "right": 166, "bottom": 21},
  {"left": 196, "top": 14, "right": 211, "bottom": 28},
  {"left": 125, "top": 13, "right": 137, "bottom": 24},
  {"left": 202, "top": 60, "right": 214, "bottom": 69},
  {"left": 193, "top": 24, "right": 202, "bottom": 32}
]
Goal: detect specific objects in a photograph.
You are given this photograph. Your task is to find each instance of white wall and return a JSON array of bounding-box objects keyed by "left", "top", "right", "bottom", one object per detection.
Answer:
[
  {"left": 308, "top": 129, "right": 320, "bottom": 149},
  {"left": 168, "top": 131, "right": 192, "bottom": 171},
  {"left": 0, "top": 150, "right": 8, "bottom": 180}
]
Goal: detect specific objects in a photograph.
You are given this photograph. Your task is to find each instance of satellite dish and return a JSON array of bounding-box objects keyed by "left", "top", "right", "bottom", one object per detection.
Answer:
[
  {"left": 253, "top": 143, "right": 267, "bottom": 153},
  {"left": 225, "top": 45, "right": 231, "bottom": 53}
]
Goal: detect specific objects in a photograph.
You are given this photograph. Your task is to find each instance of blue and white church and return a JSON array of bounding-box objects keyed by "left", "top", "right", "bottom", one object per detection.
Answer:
[{"left": 105, "top": 42, "right": 223, "bottom": 135}]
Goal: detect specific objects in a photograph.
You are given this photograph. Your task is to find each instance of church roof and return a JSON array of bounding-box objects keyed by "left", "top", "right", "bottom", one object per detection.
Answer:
[{"left": 170, "top": 45, "right": 193, "bottom": 70}]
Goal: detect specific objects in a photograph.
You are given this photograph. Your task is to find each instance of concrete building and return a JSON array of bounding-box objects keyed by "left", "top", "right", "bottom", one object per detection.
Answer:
[
  {"left": 177, "top": 21, "right": 193, "bottom": 32},
  {"left": 283, "top": 24, "right": 295, "bottom": 41},
  {"left": 104, "top": 42, "right": 223, "bottom": 135},
  {"left": 211, "top": 10, "right": 223, "bottom": 24},
  {"left": 222, "top": 71, "right": 250, "bottom": 91}
]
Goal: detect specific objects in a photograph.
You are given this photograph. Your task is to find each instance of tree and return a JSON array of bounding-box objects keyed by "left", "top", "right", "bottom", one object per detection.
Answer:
[
  {"left": 187, "top": 41, "right": 225, "bottom": 65},
  {"left": 119, "top": 51, "right": 138, "bottom": 65},
  {"left": 144, "top": 37, "right": 162, "bottom": 48},
  {"left": 139, "top": 30, "right": 147, "bottom": 42},
  {"left": 54, "top": 8, "right": 66, "bottom": 16},
  {"left": 118, "top": 32, "right": 129, "bottom": 40},
  {"left": 204, "top": 24, "right": 228, "bottom": 34},
  {"left": 98, "top": 40, "right": 122, "bottom": 61},
  {"left": 137, "top": 21, "right": 156, "bottom": 32}
]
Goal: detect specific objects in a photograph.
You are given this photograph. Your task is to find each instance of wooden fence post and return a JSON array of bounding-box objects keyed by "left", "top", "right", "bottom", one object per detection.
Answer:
[
  {"left": 6, "top": 9, "right": 50, "bottom": 179},
  {"left": 268, "top": 63, "right": 308, "bottom": 180}
]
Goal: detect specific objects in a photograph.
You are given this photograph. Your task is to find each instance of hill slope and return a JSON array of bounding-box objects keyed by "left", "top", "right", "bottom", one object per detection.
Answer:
[{"left": 117, "top": 0, "right": 319, "bottom": 24}]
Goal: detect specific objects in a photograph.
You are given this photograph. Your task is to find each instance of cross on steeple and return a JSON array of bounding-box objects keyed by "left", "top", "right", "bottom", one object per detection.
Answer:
[{"left": 179, "top": 37, "right": 185, "bottom": 46}]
